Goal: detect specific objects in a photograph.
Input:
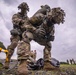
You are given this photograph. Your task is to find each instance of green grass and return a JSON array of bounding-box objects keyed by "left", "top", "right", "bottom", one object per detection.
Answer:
[
  {"left": 0, "top": 63, "right": 76, "bottom": 75},
  {"left": 60, "top": 64, "right": 76, "bottom": 69},
  {"left": 60, "top": 64, "right": 76, "bottom": 66},
  {"left": 0, "top": 62, "right": 3, "bottom": 69},
  {"left": 59, "top": 64, "right": 76, "bottom": 75}
]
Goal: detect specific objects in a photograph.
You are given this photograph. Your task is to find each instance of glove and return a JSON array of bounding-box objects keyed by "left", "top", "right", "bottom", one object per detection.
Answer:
[
  {"left": 47, "top": 35, "right": 55, "bottom": 41},
  {"left": 36, "top": 28, "right": 46, "bottom": 37}
]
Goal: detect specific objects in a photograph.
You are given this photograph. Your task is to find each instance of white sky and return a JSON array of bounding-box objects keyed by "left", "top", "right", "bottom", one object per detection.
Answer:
[{"left": 0, "top": 0, "right": 76, "bottom": 62}]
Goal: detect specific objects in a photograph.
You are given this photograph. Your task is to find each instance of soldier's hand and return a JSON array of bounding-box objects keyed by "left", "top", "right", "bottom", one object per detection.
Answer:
[
  {"left": 36, "top": 28, "right": 46, "bottom": 37},
  {"left": 18, "top": 19, "right": 22, "bottom": 23},
  {"left": 48, "top": 35, "right": 55, "bottom": 41},
  {"left": 18, "top": 19, "right": 25, "bottom": 25}
]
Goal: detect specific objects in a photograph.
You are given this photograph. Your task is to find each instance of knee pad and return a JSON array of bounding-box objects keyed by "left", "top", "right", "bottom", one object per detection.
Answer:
[{"left": 22, "top": 31, "right": 33, "bottom": 42}]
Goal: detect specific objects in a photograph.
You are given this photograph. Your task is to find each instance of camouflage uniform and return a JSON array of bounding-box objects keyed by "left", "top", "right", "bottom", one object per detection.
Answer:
[
  {"left": 17, "top": 5, "right": 55, "bottom": 70},
  {"left": 4, "top": 2, "right": 29, "bottom": 71},
  {"left": 18, "top": 5, "right": 65, "bottom": 70},
  {"left": 29, "top": 5, "right": 54, "bottom": 62}
]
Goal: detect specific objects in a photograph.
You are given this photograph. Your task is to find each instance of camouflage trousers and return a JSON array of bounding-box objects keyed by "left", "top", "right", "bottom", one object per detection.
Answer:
[
  {"left": 17, "top": 40, "right": 30, "bottom": 60},
  {"left": 17, "top": 31, "right": 52, "bottom": 62},
  {"left": 17, "top": 31, "right": 52, "bottom": 74},
  {"left": 7, "top": 35, "right": 20, "bottom": 60},
  {"left": 43, "top": 42, "right": 51, "bottom": 62},
  {"left": 17, "top": 32, "right": 31, "bottom": 75}
]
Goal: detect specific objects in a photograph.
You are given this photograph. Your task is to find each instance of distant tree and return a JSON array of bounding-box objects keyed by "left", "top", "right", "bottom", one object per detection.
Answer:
[
  {"left": 72, "top": 58, "right": 75, "bottom": 64},
  {"left": 66, "top": 59, "right": 69, "bottom": 64},
  {"left": 60, "top": 62, "right": 68, "bottom": 64},
  {"left": 0, "top": 62, "right": 3, "bottom": 66},
  {"left": 70, "top": 59, "right": 72, "bottom": 64}
]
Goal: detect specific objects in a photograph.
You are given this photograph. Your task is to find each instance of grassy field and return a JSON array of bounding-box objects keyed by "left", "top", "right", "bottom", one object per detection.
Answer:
[
  {"left": 0, "top": 63, "right": 76, "bottom": 75},
  {"left": 60, "top": 64, "right": 76, "bottom": 70},
  {"left": 58, "top": 64, "right": 76, "bottom": 75},
  {"left": 0, "top": 63, "right": 3, "bottom": 69},
  {"left": 28, "top": 65, "right": 76, "bottom": 75},
  {"left": 61, "top": 64, "right": 76, "bottom": 67}
]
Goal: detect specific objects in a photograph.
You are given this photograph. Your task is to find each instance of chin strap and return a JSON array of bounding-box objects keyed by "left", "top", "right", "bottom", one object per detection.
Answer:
[{"left": 0, "top": 47, "right": 9, "bottom": 62}]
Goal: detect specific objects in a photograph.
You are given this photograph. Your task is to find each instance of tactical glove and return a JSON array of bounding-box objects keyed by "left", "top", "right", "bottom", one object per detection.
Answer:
[
  {"left": 47, "top": 35, "right": 55, "bottom": 41},
  {"left": 36, "top": 28, "right": 46, "bottom": 37}
]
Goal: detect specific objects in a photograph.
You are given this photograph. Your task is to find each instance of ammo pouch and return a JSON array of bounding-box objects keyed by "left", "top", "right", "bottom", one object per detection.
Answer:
[{"left": 10, "top": 29, "right": 20, "bottom": 36}]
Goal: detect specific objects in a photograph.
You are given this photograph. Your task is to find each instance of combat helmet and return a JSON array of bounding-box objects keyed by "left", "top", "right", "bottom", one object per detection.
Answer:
[
  {"left": 18, "top": 2, "right": 29, "bottom": 11},
  {"left": 41, "top": 4, "right": 51, "bottom": 11}
]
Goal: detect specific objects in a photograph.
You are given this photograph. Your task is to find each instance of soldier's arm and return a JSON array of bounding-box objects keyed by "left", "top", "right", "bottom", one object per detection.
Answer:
[
  {"left": 19, "top": 17, "right": 37, "bottom": 32},
  {"left": 23, "top": 23, "right": 36, "bottom": 32},
  {"left": 50, "top": 26, "right": 55, "bottom": 36},
  {"left": 12, "top": 14, "right": 22, "bottom": 27},
  {"left": 48, "top": 26, "right": 55, "bottom": 41}
]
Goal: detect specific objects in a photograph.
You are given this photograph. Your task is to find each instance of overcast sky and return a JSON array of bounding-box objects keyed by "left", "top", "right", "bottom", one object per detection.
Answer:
[{"left": 0, "top": 0, "right": 76, "bottom": 62}]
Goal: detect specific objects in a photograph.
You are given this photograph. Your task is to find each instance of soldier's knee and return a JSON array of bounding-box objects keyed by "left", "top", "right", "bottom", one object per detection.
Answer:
[
  {"left": 22, "top": 31, "right": 33, "bottom": 43},
  {"left": 12, "top": 41, "right": 18, "bottom": 45},
  {"left": 10, "top": 41, "right": 18, "bottom": 49},
  {"left": 7, "top": 41, "right": 17, "bottom": 50},
  {"left": 17, "top": 40, "right": 30, "bottom": 60}
]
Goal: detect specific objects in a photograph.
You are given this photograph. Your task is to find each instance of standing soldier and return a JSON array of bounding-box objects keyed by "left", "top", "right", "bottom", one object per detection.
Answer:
[{"left": 4, "top": 2, "right": 30, "bottom": 69}]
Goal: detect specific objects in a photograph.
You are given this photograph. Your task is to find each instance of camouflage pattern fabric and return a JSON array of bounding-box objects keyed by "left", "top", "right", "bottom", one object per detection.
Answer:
[
  {"left": 17, "top": 40, "right": 30, "bottom": 60},
  {"left": 17, "top": 6, "right": 65, "bottom": 70},
  {"left": 6, "top": 3, "right": 65, "bottom": 73},
  {"left": 4, "top": 2, "right": 30, "bottom": 69}
]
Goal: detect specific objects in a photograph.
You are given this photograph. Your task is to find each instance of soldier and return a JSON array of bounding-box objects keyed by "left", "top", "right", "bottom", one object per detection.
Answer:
[
  {"left": 4, "top": 2, "right": 29, "bottom": 69},
  {"left": 29, "top": 5, "right": 54, "bottom": 69},
  {"left": 16, "top": 5, "right": 48, "bottom": 75},
  {"left": 17, "top": 5, "right": 65, "bottom": 72},
  {"left": 17, "top": 5, "right": 54, "bottom": 72}
]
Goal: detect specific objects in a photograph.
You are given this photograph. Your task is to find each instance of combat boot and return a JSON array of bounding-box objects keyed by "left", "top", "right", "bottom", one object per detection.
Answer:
[
  {"left": 43, "top": 43, "right": 59, "bottom": 70},
  {"left": 4, "top": 52, "right": 12, "bottom": 69},
  {"left": 43, "top": 60, "right": 54, "bottom": 70},
  {"left": 17, "top": 60, "right": 29, "bottom": 75},
  {"left": 4, "top": 46, "right": 14, "bottom": 69}
]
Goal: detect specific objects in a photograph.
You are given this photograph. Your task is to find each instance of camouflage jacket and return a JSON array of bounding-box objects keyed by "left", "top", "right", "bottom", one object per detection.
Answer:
[{"left": 12, "top": 12, "right": 29, "bottom": 30}]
